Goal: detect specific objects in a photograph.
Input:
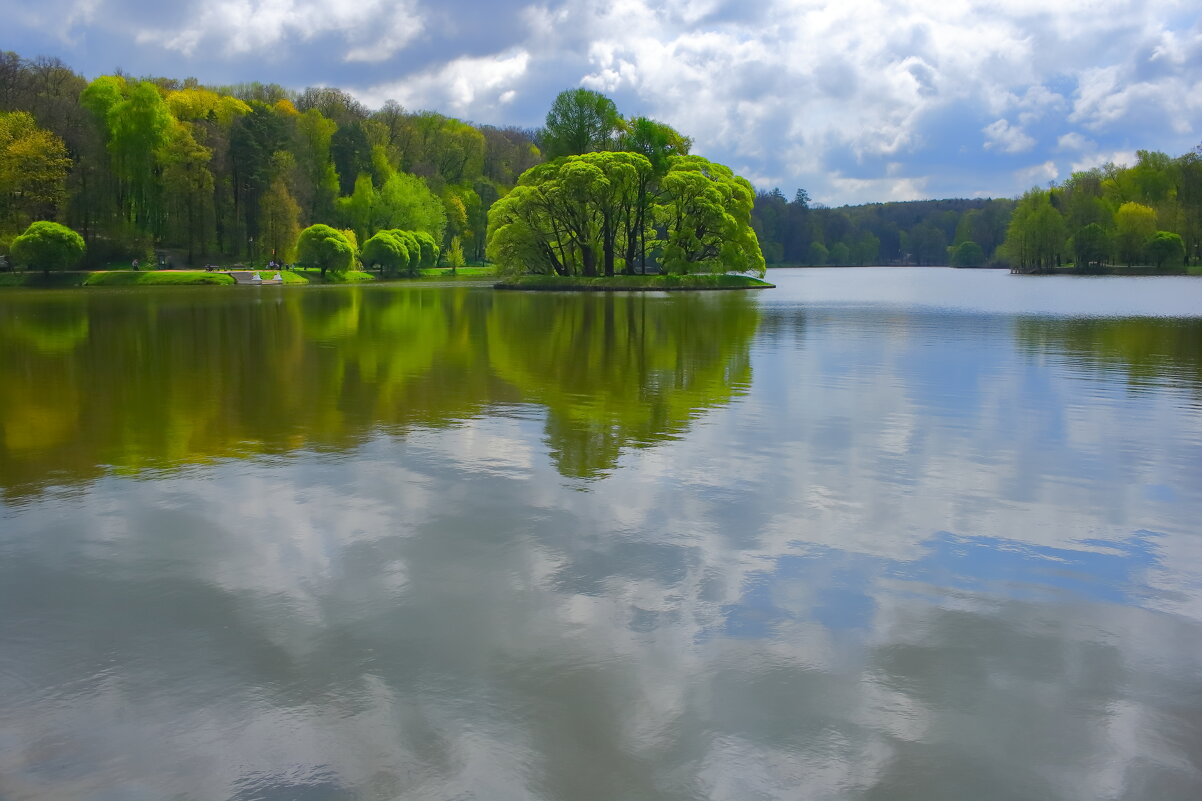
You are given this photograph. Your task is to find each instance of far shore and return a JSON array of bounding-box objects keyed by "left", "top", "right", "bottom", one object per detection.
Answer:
[{"left": 0, "top": 266, "right": 499, "bottom": 289}]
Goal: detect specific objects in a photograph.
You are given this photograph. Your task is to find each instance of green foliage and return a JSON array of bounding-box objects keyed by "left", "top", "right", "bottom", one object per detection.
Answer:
[
  {"left": 330, "top": 121, "right": 373, "bottom": 195},
  {"left": 828, "top": 242, "right": 851, "bottom": 265},
  {"left": 495, "top": 274, "right": 773, "bottom": 290},
  {"left": 1145, "top": 231, "right": 1185, "bottom": 269},
  {"left": 3, "top": 54, "right": 543, "bottom": 275},
  {"left": 230, "top": 103, "right": 290, "bottom": 254},
  {"left": 488, "top": 144, "right": 762, "bottom": 279},
  {"left": 657, "top": 155, "right": 765, "bottom": 277},
  {"left": 0, "top": 111, "right": 72, "bottom": 228},
  {"left": 296, "top": 223, "right": 354, "bottom": 277},
  {"left": 335, "top": 171, "right": 447, "bottom": 245},
  {"left": 160, "top": 121, "right": 214, "bottom": 265},
  {"left": 951, "top": 240, "right": 985, "bottom": 268},
  {"left": 412, "top": 231, "right": 439, "bottom": 269},
  {"left": 259, "top": 177, "right": 301, "bottom": 264},
  {"left": 10, "top": 221, "right": 85, "bottom": 274},
  {"left": 909, "top": 221, "right": 949, "bottom": 265},
  {"left": 618, "top": 117, "right": 691, "bottom": 174},
  {"left": 1115, "top": 201, "right": 1157, "bottom": 266},
  {"left": 446, "top": 236, "right": 465, "bottom": 270},
  {"left": 377, "top": 172, "right": 446, "bottom": 239},
  {"left": 807, "top": 241, "right": 828, "bottom": 266},
  {"left": 1000, "top": 189, "right": 1066, "bottom": 272},
  {"left": 108, "top": 81, "right": 174, "bottom": 227},
  {"left": 361, "top": 230, "right": 410, "bottom": 276},
  {"left": 539, "top": 88, "right": 624, "bottom": 159},
  {"left": 1071, "top": 223, "right": 1110, "bottom": 269}
]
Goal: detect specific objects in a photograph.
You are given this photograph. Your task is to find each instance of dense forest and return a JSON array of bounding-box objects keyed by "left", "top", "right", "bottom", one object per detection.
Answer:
[
  {"left": 752, "top": 147, "right": 1202, "bottom": 270},
  {"left": 0, "top": 52, "right": 540, "bottom": 268},
  {"left": 1, "top": 50, "right": 1199, "bottom": 273}
]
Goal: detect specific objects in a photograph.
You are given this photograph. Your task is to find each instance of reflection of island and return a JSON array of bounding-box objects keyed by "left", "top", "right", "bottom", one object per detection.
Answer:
[
  {"left": 0, "top": 287, "right": 760, "bottom": 494},
  {"left": 487, "top": 292, "right": 760, "bottom": 477}
]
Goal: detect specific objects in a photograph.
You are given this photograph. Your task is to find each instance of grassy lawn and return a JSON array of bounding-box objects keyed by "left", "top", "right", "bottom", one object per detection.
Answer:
[
  {"left": 494, "top": 273, "right": 775, "bottom": 291},
  {"left": 417, "top": 266, "right": 496, "bottom": 278},
  {"left": 83, "top": 270, "right": 236, "bottom": 286},
  {"left": 289, "top": 267, "right": 376, "bottom": 283}
]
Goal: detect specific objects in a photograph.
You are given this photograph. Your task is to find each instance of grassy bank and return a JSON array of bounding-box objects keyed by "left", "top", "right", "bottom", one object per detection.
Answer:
[
  {"left": 495, "top": 273, "right": 775, "bottom": 291},
  {"left": 1017, "top": 264, "right": 1202, "bottom": 276},
  {"left": 418, "top": 266, "right": 496, "bottom": 279},
  {"left": 0, "top": 271, "right": 89, "bottom": 288},
  {"left": 289, "top": 268, "right": 376, "bottom": 284},
  {"left": 84, "top": 270, "right": 236, "bottom": 286}
]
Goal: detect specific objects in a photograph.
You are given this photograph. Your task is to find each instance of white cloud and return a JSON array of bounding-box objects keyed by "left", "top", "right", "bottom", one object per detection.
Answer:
[
  {"left": 1056, "top": 132, "right": 1093, "bottom": 151},
  {"left": 5, "top": 0, "right": 1201, "bottom": 202},
  {"left": 353, "top": 50, "right": 530, "bottom": 116},
  {"left": 1013, "top": 159, "right": 1059, "bottom": 187},
  {"left": 983, "top": 119, "right": 1036, "bottom": 153},
  {"left": 134, "top": 0, "right": 425, "bottom": 62},
  {"left": 826, "top": 175, "right": 931, "bottom": 205}
]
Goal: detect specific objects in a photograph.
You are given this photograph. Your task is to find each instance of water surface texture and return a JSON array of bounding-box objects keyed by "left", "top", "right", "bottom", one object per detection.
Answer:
[{"left": 2, "top": 268, "right": 1201, "bottom": 800}]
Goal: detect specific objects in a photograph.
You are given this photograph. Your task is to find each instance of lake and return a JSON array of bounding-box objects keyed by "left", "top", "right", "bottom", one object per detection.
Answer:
[{"left": 1, "top": 267, "right": 1201, "bottom": 800}]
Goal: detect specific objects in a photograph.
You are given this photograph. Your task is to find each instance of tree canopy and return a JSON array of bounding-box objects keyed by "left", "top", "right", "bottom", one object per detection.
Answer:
[
  {"left": 10, "top": 220, "right": 84, "bottom": 274},
  {"left": 539, "top": 88, "right": 624, "bottom": 160},
  {"left": 0, "top": 51, "right": 539, "bottom": 268},
  {"left": 489, "top": 91, "right": 763, "bottom": 279},
  {"left": 296, "top": 223, "right": 355, "bottom": 277}
]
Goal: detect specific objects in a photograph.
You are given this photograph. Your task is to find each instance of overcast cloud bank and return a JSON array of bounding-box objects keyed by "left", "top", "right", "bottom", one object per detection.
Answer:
[{"left": 3, "top": 0, "right": 1200, "bottom": 205}]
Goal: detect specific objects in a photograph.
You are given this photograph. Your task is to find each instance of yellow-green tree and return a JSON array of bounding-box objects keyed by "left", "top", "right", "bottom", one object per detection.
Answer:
[
  {"left": 1114, "top": 201, "right": 1157, "bottom": 266},
  {"left": 160, "top": 121, "right": 214, "bottom": 265},
  {"left": 259, "top": 177, "right": 301, "bottom": 264},
  {"left": 10, "top": 220, "right": 85, "bottom": 275},
  {"left": 0, "top": 111, "right": 72, "bottom": 230},
  {"left": 657, "top": 155, "right": 765, "bottom": 276}
]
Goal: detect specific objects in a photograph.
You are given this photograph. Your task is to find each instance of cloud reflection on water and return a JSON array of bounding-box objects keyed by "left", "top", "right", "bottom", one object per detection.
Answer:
[{"left": 2, "top": 272, "right": 1202, "bottom": 799}]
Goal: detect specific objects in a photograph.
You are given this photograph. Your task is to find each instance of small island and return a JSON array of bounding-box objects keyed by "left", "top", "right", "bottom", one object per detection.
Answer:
[{"left": 495, "top": 274, "right": 774, "bottom": 291}]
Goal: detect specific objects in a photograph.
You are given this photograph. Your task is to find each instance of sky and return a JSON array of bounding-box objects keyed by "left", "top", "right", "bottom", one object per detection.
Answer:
[{"left": 2, "top": 0, "right": 1201, "bottom": 206}]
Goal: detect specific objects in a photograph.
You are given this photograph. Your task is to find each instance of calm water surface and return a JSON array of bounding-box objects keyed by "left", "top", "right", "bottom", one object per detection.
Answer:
[{"left": 1, "top": 267, "right": 1201, "bottom": 800}]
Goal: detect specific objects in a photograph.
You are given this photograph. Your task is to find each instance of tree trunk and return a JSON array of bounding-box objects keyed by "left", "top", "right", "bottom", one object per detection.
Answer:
[{"left": 581, "top": 243, "right": 597, "bottom": 277}]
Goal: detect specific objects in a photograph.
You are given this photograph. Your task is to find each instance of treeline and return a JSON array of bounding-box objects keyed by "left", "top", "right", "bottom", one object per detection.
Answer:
[
  {"left": 754, "top": 147, "right": 1202, "bottom": 270},
  {"left": 998, "top": 150, "right": 1202, "bottom": 272},
  {"left": 0, "top": 52, "right": 540, "bottom": 267},
  {"left": 752, "top": 192, "right": 1013, "bottom": 266}
]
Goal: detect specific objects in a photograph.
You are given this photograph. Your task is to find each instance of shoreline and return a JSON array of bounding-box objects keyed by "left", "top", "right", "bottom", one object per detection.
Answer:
[{"left": 494, "top": 274, "right": 775, "bottom": 291}]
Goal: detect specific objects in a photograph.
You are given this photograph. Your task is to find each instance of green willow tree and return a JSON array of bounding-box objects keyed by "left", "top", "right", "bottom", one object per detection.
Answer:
[
  {"left": 296, "top": 223, "right": 354, "bottom": 277},
  {"left": 361, "top": 229, "right": 411, "bottom": 276},
  {"left": 487, "top": 152, "right": 764, "bottom": 278},
  {"left": 10, "top": 220, "right": 85, "bottom": 275},
  {"left": 657, "top": 155, "right": 764, "bottom": 275}
]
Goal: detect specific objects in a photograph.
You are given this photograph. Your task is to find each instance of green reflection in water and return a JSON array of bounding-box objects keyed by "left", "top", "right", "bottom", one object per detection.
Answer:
[
  {"left": 1015, "top": 317, "right": 1202, "bottom": 395},
  {"left": 0, "top": 286, "right": 761, "bottom": 494},
  {"left": 488, "top": 291, "right": 760, "bottom": 477}
]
